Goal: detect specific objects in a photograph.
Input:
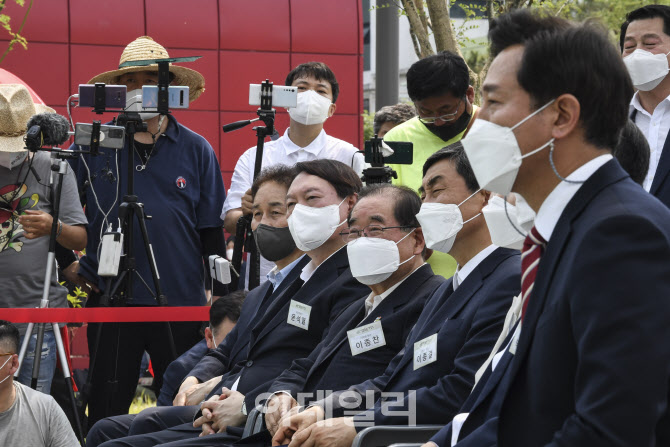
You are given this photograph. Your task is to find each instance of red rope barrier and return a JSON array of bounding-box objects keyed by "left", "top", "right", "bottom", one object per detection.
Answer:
[{"left": 0, "top": 306, "right": 209, "bottom": 323}]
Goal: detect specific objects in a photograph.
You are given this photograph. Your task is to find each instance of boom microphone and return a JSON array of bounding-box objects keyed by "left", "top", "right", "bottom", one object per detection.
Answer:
[{"left": 25, "top": 113, "right": 70, "bottom": 148}]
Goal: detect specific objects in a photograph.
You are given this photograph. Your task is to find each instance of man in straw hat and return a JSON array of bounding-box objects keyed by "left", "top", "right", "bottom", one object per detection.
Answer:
[
  {"left": 63, "top": 36, "right": 227, "bottom": 427},
  {"left": 0, "top": 84, "right": 87, "bottom": 393}
]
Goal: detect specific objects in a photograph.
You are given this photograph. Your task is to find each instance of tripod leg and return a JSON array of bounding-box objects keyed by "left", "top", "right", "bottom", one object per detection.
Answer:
[
  {"left": 134, "top": 209, "right": 166, "bottom": 305},
  {"left": 30, "top": 322, "right": 46, "bottom": 390},
  {"left": 15, "top": 322, "right": 34, "bottom": 378},
  {"left": 52, "top": 322, "right": 86, "bottom": 445}
]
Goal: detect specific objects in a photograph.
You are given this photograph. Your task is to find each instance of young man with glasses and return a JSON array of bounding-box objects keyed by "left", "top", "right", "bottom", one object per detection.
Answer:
[{"left": 383, "top": 51, "right": 479, "bottom": 280}]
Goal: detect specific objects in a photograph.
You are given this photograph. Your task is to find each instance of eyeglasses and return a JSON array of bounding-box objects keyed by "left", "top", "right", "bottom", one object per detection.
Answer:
[
  {"left": 340, "top": 225, "right": 417, "bottom": 242},
  {"left": 0, "top": 353, "right": 15, "bottom": 356},
  {"left": 417, "top": 99, "right": 463, "bottom": 124}
]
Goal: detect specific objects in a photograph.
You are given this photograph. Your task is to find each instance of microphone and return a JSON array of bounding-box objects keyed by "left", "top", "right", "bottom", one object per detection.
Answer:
[{"left": 25, "top": 113, "right": 70, "bottom": 149}]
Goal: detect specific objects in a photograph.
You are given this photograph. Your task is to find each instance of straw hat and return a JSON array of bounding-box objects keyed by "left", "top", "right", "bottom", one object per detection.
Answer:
[
  {"left": 0, "top": 84, "right": 54, "bottom": 153},
  {"left": 88, "top": 36, "right": 205, "bottom": 102}
]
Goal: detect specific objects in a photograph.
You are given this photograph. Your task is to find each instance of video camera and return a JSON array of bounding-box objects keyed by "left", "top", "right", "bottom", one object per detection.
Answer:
[{"left": 361, "top": 136, "right": 413, "bottom": 184}]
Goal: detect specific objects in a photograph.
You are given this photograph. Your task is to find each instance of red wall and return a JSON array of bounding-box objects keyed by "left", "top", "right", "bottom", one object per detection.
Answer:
[{"left": 0, "top": 0, "right": 364, "bottom": 190}]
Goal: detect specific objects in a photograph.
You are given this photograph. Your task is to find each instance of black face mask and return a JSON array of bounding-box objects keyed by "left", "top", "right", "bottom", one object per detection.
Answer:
[
  {"left": 253, "top": 224, "right": 297, "bottom": 262},
  {"left": 423, "top": 108, "right": 472, "bottom": 142}
]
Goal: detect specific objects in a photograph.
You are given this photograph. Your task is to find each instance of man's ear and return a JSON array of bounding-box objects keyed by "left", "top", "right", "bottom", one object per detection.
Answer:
[
  {"left": 204, "top": 327, "right": 215, "bottom": 350},
  {"left": 466, "top": 85, "right": 475, "bottom": 106},
  {"left": 328, "top": 102, "right": 337, "bottom": 118},
  {"left": 9, "top": 354, "right": 19, "bottom": 376},
  {"left": 413, "top": 227, "right": 426, "bottom": 256},
  {"left": 480, "top": 190, "right": 491, "bottom": 207},
  {"left": 550, "top": 93, "right": 581, "bottom": 140}
]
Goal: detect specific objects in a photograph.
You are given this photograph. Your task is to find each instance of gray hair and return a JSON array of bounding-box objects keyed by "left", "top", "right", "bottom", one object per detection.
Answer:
[{"left": 373, "top": 103, "right": 416, "bottom": 135}]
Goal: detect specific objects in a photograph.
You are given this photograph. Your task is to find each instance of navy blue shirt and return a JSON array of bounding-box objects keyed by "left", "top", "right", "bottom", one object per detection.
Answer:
[{"left": 69, "top": 115, "right": 225, "bottom": 306}]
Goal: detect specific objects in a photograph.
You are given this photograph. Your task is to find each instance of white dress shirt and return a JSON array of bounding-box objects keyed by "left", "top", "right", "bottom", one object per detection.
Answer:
[
  {"left": 221, "top": 128, "right": 364, "bottom": 217},
  {"left": 452, "top": 245, "right": 497, "bottom": 291},
  {"left": 629, "top": 92, "right": 670, "bottom": 192},
  {"left": 299, "top": 245, "right": 346, "bottom": 284},
  {"left": 534, "top": 154, "right": 613, "bottom": 241},
  {"left": 363, "top": 263, "right": 427, "bottom": 317}
]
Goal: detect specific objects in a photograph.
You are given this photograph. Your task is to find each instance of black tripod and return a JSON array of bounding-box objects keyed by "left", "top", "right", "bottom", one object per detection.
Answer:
[
  {"left": 81, "top": 112, "right": 176, "bottom": 423},
  {"left": 15, "top": 150, "right": 86, "bottom": 445},
  {"left": 361, "top": 135, "right": 398, "bottom": 185},
  {"left": 223, "top": 80, "right": 276, "bottom": 290}
]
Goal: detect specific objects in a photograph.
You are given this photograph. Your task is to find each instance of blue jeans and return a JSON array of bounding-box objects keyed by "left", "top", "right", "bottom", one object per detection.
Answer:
[{"left": 17, "top": 329, "right": 57, "bottom": 394}]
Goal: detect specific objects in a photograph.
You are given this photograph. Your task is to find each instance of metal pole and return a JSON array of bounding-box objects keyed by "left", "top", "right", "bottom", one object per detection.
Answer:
[{"left": 375, "top": 0, "right": 399, "bottom": 110}]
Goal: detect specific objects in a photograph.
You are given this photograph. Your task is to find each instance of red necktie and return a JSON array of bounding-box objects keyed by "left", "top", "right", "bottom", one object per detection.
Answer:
[{"left": 520, "top": 226, "right": 547, "bottom": 320}]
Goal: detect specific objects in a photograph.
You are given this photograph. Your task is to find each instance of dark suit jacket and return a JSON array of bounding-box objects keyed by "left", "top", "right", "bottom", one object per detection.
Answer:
[
  {"left": 268, "top": 264, "right": 445, "bottom": 398},
  {"left": 314, "top": 247, "right": 519, "bottom": 428},
  {"left": 631, "top": 109, "right": 670, "bottom": 208},
  {"left": 188, "top": 255, "right": 310, "bottom": 383},
  {"left": 158, "top": 339, "right": 210, "bottom": 406},
  {"left": 213, "top": 247, "right": 369, "bottom": 409},
  {"left": 442, "top": 160, "right": 670, "bottom": 447}
]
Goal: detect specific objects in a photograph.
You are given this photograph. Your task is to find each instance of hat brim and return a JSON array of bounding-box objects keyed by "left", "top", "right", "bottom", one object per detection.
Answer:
[
  {"left": 88, "top": 64, "right": 205, "bottom": 103},
  {"left": 0, "top": 103, "right": 55, "bottom": 153}
]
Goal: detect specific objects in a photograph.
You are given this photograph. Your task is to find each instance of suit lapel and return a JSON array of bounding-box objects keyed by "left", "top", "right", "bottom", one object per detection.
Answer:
[
  {"left": 504, "top": 160, "right": 628, "bottom": 384},
  {"left": 249, "top": 248, "right": 347, "bottom": 350},
  {"left": 312, "top": 264, "right": 435, "bottom": 369},
  {"left": 229, "top": 282, "right": 273, "bottom": 362},
  {"left": 650, "top": 127, "right": 670, "bottom": 195}
]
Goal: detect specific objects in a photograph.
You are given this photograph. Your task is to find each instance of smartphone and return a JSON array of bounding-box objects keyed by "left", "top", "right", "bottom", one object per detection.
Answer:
[
  {"left": 74, "top": 123, "right": 126, "bottom": 149},
  {"left": 249, "top": 84, "right": 297, "bottom": 108},
  {"left": 364, "top": 141, "right": 413, "bottom": 165},
  {"left": 78, "top": 84, "right": 127, "bottom": 109},
  {"left": 141, "top": 85, "right": 190, "bottom": 109}
]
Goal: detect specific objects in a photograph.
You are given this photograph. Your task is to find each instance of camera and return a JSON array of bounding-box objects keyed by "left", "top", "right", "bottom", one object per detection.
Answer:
[
  {"left": 249, "top": 84, "right": 297, "bottom": 108},
  {"left": 363, "top": 140, "right": 413, "bottom": 165},
  {"left": 78, "top": 84, "right": 127, "bottom": 109},
  {"left": 74, "top": 123, "right": 126, "bottom": 150}
]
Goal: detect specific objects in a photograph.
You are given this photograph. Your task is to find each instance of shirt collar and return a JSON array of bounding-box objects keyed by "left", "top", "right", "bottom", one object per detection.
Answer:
[
  {"left": 364, "top": 262, "right": 427, "bottom": 315},
  {"left": 299, "top": 245, "right": 346, "bottom": 284},
  {"left": 267, "top": 255, "right": 306, "bottom": 290},
  {"left": 534, "top": 154, "right": 613, "bottom": 241},
  {"left": 161, "top": 114, "right": 180, "bottom": 143},
  {"left": 282, "top": 127, "right": 327, "bottom": 156},
  {"left": 454, "top": 245, "right": 497, "bottom": 291},
  {"left": 629, "top": 91, "right": 670, "bottom": 117}
]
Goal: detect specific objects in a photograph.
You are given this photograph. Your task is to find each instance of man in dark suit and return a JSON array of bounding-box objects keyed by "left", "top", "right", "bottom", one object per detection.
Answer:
[
  {"left": 621, "top": 5, "right": 670, "bottom": 207},
  {"left": 427, "top": 10, "right": 670, "bottom": 446},
  {"left": 90, "top": 160, "right": 369, "bottom": 447},
  {"left": 274, "top": 143, "right": 520, "bottom": 447},
  {"left": 87, "top": 165, "right": 309, "bottom": 446}
]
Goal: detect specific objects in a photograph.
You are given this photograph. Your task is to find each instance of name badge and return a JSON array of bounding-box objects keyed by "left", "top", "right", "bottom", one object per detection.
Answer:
[
  {"left": 347, "top": 320, "right": 386, "bottom": 356},
  {"left": 413, "top": 333, "right": 438, "bottom": 370},
  {"left": 287, "top": 300, "right": 311, "bottom": 330}
]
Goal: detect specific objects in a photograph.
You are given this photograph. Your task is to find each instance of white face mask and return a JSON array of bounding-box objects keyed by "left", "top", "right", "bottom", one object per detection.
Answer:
[
  {"left": 226, "top": 248, "right": 234, "bottom": 260},
  {"left": 416, "top": 190, "right": 481, "bottom": 254},
  {"left": 0, "top": 355, "right": 13, "bottom": 384},
  {"left": 623, "top": 49, "right": 670, "bottom": 91},
  {"left": 0, "top": 150, "right": 28, "bottom": 170},
  {"left": 482, "top": 194, "right": 536, "bottom": 250},
  {"left": 288, "top": 90, "right": 332, "bottom": 125},
  {"left": 125, "top": 89, "right": 160, "bottom": 121},
  {"left": 347, "top": 230, "right": 416, "bottom": 285},
  {"left": 462, "top": 100, "right": 555, "bottom": 196},
  {"left": 287, "top": 197, "right": 346, "bottom": 251}
]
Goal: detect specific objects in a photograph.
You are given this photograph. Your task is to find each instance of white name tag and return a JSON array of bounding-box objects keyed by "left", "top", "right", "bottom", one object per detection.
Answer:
[
  {"left": 347, "top": 319, "right": 386, "bottom": 356},
  {"left": 287, "top": 300, "right": 311, "bottom": 330},
  {"left": 413, "top": 333, "right": 438, "bottom": 370}
]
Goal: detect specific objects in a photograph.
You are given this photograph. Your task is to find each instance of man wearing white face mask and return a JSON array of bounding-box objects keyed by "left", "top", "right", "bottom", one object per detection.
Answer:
[
  {"left": 425, "top": 10, "right": 670, "bottom": 447},
  {"left": 621, "top": 5, "right": 670, "bottom": 206},
  {"left": 222, "top": 62, "right": 364, "bottom": 287},
  {"left": 0, "top": 321, "right": 78, "bottom": 447},
  {"left": 65, "top": 36, "right": 228, "bottom": 426},
  {"left": 272, "top": 144, "right": 519, "bottom": 447}
]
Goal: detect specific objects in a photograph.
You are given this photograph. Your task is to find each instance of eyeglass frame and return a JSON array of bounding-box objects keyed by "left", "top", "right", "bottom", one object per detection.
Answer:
[
  {"left": 416, "top": 98, "right": 464, "bottom": 124},
  {"left": 339, "top": 224, "right": 418, "bottom": 242}
]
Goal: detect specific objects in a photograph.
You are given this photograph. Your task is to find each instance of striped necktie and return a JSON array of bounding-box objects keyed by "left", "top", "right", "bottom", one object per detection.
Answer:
[{"left": 520, "top": 226, "right": 547, "bottom": 320}]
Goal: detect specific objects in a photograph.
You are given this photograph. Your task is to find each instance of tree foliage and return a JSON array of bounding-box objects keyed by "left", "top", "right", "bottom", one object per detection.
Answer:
[{"left": 0, "top": 0, "right": 32, "bottom": 65}]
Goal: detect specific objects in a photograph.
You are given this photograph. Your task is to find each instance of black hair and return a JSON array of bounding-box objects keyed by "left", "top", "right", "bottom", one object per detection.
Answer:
[
  {"left": 226, "top": 235, "right": 236, "bottom": 245},
  {"left": 373, "top": 103, "right": 416, "bottom": 134},
  {"left": 489, "top": 10, "right": 634, "bottom": 150},
  {"left": 210, "top": 290, "right": 247, "bottom": 328},
  {"left": 423, "top": 142, "right": 479, "bottom": 193},
  {"left": 406, "top": 51, "right": 469, "bottom": 102},
  {"left": 354, "top": 183, "right": 421, "bottom": 230},
  {"left": 294, "top": 159, "right": 362, "bottom": 199},
  {"left": 251, "top": 165, "right": 297, "bottom": 200},
  {"left": 620, "top": 5, "right": 670, "bottom": 51},
  {"left": 0, "top": 320, "right": 19, "bottom": 353},
  {"left": 613, "top": 119, "right": 650, "bottom": 185},
  {"left": 285, "top": 61, "right": 339, "bottom": 103}
]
